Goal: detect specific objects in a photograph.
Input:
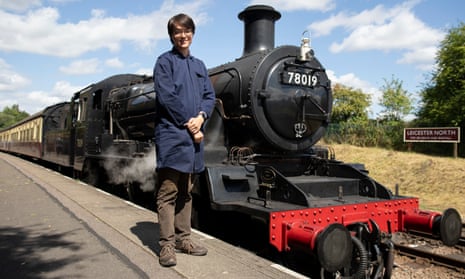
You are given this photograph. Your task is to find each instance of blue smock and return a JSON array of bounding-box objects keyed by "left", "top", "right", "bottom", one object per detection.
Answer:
[{"left": 153, "top": 47, "right": 215, "bottom": 174}]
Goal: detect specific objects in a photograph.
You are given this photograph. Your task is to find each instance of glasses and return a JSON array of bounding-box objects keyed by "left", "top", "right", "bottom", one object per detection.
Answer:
[{"left": 173, "top": 29, "right": 193, "bottom": 36}]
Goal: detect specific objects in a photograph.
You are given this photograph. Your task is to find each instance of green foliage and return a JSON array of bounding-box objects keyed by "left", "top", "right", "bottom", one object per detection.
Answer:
[
  {"left": 416, "top": 22, "right": 465, "bottom": 157},
  {"left": 379, "top": 76, "right": 413, "bottom": 122},
  {"left": 331, "top": 83, "right": 371, "bottom": 123},
  {"left": 325, "top": 121, "right": 408, "bottom": 150},
  {"left": 327, "top": 81, "right": 410, "bottom": 151},
  {"left": 417, "top": 22, "right": 465, "bottom": 127},
  {"left": 0, "top": 105, "right": 30, "bottom": 129}
]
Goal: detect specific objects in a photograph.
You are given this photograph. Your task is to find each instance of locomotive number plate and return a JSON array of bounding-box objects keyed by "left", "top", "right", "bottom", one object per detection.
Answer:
[{"left": 282, "top": 71, "right": 318, "bottom": 87}]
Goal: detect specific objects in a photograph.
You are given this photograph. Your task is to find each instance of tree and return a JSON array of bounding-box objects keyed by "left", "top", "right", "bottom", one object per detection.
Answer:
[
  {"left": 378, "top": 76, "right": 413, "bottom": 122},
  {"left": 416, "top": 22, "right": 465, "bottom": 157},
  {"left": 417, "top": 23, "right": 465, "bottom": 127},
  {"left": 0, "top": 105, "right": 30, "bottom": 129},
  {"left": 331, "top": 83, "right": 371, "bottom": 123}
]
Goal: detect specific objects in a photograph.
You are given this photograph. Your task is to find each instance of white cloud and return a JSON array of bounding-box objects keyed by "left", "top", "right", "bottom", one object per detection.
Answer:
[
  {"left": 105, "top": 57, "right": 124, "bottom": 69},
  {"left": 27, "top": 90, "right": 62, "bottom": 107},
  {"left": 51, "top": 80, "right": 83, "bottom": 98},
  {"left": 309, "top": 0, "right": 444, "bottom": 69},
  {"left": 328, "top": 11, "right": 444, "bottom": 53},
  {"left": 397, "top": 46, "right": 438, "bottom": 71},
  {"left": 0, "top": 59, "right": 30, "bottom": 91},
  {"left": 327, "top": 69, "right": 382, "bottom": 117},
  {"left": 4, "top": 80, "right": 84, "bottom": 114},
  {"left": 308, "top": 4, "right": 393, "bottom": 37},
  {"left": 0, "top": 89, "right": 63, "bottom": 116},
  {"left": 0, "top": 0, "right": 210, "bottom": 57},
  {"left": 0, "top": 0, "right": 41, "bottom": 12},
  {"left": 49, "top": 0, "right": 79, "bottom": 3},
  {"left": 249, "top": 0, "right": 335, "bottom": 12},
  {"left": 135, "top": 68, "right": 153, "bottom": 76},
  {"left": 328, "top": 70, "right": 380, "bottom": 98},
  {"left": 59, "top": 57, "right": 128, "bottom": 75},
  {"left": 28, "top": 80, "right": 82, "bottom": 109},
  {"left": 59, "top": 58, "right": 102, "bottom": 75}
]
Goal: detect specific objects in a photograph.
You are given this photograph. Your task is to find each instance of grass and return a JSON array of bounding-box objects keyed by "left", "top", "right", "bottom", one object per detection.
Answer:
[{"left": 326, "top": 143, "right": 465, "bottom": 220}]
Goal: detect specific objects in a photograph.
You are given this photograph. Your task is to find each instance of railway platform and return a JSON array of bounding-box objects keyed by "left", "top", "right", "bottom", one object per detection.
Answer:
[{"left": 0, "top": 152, "right": 307, "bottom": 279}]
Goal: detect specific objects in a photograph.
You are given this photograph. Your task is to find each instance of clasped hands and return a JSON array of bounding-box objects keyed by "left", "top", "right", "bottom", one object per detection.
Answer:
[{"left": 185, "top": 114, "right": 204, "bottom": 143}]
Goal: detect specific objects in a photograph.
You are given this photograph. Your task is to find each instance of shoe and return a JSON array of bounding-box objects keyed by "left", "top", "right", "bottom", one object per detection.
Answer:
[
  {"left": 175, "top": 239, "right": 208, "bottom": 256},
  {"left": 159, "top": 244, "right": 176, "bottom": 267}
]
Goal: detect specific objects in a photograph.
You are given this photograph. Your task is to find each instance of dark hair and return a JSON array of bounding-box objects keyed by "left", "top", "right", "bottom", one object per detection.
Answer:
[{"left": 167, "top": 13, "right": 196, "bottom": 44}]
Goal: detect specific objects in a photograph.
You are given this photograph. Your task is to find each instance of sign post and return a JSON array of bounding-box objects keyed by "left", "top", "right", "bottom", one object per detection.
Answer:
[{"left": 403, "top": 127, "right": 461, "bottom": 158}]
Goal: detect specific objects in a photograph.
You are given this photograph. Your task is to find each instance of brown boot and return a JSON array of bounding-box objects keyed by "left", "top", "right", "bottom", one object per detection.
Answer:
[
  {"left": 175, "top": 239, "right": 208, "bottom": 256},
  {"left": 159, "top": 244, "right": 176, "bottom": 267}
]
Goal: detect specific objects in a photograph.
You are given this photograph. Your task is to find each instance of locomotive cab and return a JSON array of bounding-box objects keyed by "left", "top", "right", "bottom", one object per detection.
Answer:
[{"left": 70, "top": 74, "right": 155, "bottom": 190}]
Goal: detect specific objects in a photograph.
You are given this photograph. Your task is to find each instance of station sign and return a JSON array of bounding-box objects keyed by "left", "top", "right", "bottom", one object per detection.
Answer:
[{"left": 403, "top": 127, "right": 460, "bottom": 143}]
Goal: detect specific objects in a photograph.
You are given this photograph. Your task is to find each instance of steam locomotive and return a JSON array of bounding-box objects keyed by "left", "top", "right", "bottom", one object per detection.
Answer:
[{"left": 0, "top": 5, "right": 461, "bottom": 279}]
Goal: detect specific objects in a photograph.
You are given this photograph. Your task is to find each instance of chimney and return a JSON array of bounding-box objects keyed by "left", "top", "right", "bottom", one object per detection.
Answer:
[{"left": 238, "top": 5, "right": 281, "bottom": 56}]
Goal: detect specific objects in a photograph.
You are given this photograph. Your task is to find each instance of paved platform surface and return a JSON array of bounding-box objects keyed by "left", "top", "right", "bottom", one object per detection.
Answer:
[{"left": 0, "top": 152, "right": 308, "bottom": 279}]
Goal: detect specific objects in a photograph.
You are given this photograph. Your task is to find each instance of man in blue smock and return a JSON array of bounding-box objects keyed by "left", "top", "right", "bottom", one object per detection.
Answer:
[{"left": 153, "top": 13, "right": 215, "bottom": 267}]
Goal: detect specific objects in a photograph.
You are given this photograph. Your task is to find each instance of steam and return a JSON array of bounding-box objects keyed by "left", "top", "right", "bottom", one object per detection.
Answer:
[{"left": 103, "top": 146, "right": 157, "bottom": 192}]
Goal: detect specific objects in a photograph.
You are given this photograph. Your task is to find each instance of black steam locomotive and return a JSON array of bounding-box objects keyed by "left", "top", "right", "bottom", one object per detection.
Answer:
[{"left": 0, "top": 5, "right": 461, "bottom": 278}]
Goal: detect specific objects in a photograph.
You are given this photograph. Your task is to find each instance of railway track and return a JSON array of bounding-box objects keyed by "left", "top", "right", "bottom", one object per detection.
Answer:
[{"left": 392, "top": 224, "right": 465, "bottom": 275}]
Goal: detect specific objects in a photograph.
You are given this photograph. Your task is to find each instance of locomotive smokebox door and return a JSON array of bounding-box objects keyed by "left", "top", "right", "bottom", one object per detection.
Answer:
[{"left": 250, "top": 46, "right": 332, "bottom": 151}]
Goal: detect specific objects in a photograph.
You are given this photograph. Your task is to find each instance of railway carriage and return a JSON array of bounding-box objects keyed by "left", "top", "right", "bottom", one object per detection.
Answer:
[
  {"left": 0, "top": 5, "right": 461, "bottom": 279},
  {"left": 0, "top": 104, "right": 63, "bottom": 159}
]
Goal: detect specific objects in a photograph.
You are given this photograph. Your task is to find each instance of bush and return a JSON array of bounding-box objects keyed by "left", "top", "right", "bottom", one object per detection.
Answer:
[{"left": 324, "top": 121, "right": 408, "bottom": 150}]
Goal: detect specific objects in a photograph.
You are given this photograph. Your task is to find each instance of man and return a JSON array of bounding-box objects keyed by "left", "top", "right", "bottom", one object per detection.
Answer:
[{"left": 153, "top": 13, "right": 215, "bottom": 267}]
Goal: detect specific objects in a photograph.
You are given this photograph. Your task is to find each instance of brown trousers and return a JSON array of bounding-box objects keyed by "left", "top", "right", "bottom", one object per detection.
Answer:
[{"left": 156, "top": 168, "right": 193, "bottom": 248}]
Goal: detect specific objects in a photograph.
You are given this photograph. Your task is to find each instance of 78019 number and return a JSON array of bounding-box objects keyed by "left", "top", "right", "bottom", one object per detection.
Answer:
[{"left": 282, "top": 71, "right": 318, "bottom": 87}]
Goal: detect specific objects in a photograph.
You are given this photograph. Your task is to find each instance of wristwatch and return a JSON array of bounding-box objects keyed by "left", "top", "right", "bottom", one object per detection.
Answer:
[{"left": 199, "top": 111, "right": 207, "bottom": 120}]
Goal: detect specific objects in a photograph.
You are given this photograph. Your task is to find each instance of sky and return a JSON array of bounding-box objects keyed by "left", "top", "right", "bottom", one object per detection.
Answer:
[{"left": 0, "top": 0, "right": 463, "bottom": 119}]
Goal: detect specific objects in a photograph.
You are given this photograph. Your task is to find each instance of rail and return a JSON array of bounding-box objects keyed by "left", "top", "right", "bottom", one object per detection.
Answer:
[{"left": 392, "top": 226, "right": 465, "bottom": 273}]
